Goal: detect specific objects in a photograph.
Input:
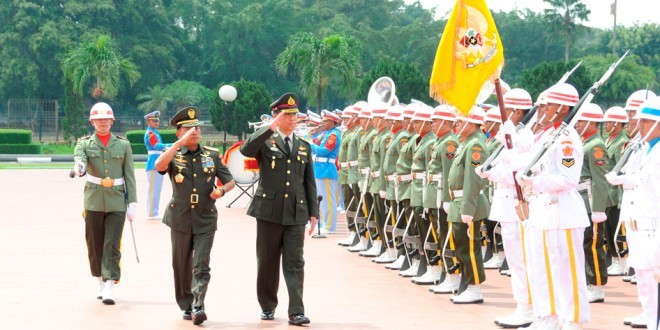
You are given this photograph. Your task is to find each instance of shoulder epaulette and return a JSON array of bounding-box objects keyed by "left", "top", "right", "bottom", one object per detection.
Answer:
[
  {"left": 297, "top": 136, "right": 311, "bottom": 145},
  {"left": 77, "top": 135, "right": 91, "bottom": 141},
  {"left": 203, "top": 146, "right": 219, "bottom": 152},
  {"left": 115, "top": 135, "right": 127, "bottom": 140}
]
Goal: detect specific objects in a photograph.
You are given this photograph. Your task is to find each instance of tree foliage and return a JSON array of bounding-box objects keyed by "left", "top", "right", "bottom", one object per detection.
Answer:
[
  {"left": 361, "top": 57, "right": 433, "bottom": 106},
  {"left": 543, "top": 0, "right": 591, "bottom": 63}
]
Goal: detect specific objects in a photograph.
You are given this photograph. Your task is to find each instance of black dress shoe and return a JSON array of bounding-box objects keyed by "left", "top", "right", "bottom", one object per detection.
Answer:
[
  {"left": 288, "top": 314, "right": 310, "bottom": 326},
  {"left": 260, "top": 310, "right": 275, "bottom": 320},
  {"left": 192, "top": 307, "right": 207, "bottom": 325},
  {"left": 182, "top": 307, "right": 192, "bottom": 320}
]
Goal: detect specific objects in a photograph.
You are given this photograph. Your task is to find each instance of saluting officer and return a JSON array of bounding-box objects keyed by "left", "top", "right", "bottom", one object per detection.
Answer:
[
  {"left": 155, "top": 106, "right": 235, "bottom": 325},
  {"left": 73, "top": 102, "right": 137, "bottom": 305},
  {"left": 240, "top": 93, "right": 319, "bottom": 326}
]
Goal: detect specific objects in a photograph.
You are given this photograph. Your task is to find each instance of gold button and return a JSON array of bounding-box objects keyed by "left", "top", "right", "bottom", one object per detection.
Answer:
[
  {"left": 104, "top": 150, "right": 108, "bottom": 153},
  {"left": 104, "top": 170, "right": 108, "bottom": 173},
  {"left": 194, "top": 173, "right": 197, "bottom": 177},
  {"left": 286, "top": 182, "right": 290, "bottom": 186},
  {"left": 287, "top": 170, "right": 290, "bottom": 174},
  {"left": 285, "top": 194, "right": 288, "bottom": 198},
  {"left": 193, "top": 188, "right": 197, "bottom": 192},
  {"left": 287, "top": 160, "right": 291, "bottom": 163},
  {"left": 193, "top": 159, "right": 197, "bottom": 162},
  {"left": 171, "top": 204, "right": 173, "bottom": 207},
  {"left": 263, "top": 194, "right": 266, "bottom": 197},
  {"left": 300, "top": 200, "right": 304, "bottom": 203},
  {"left": 191, "top": 205, "right": 195, "bottom": 209},
  {"left": 104, "top": 160, "right": 107, "bottom": 163}
]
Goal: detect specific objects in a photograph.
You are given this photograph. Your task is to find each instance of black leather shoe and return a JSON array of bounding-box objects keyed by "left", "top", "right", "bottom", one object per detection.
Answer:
[
  {"left": 182, "top": 306, "right": 192, "bottom": 320},
  {"left": 192, "top": 307, "right": 207, "bottom": 325},
  {"left": 260, "top": 310, "right": 275, "bottom": 320},
  {"left": 288, "top": 314, "right": 310, "bottom": 326}
]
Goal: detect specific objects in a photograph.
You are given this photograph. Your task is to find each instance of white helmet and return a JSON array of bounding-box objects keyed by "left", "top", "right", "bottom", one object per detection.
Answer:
[
  {"left": 89, "top": 102, "right": 114, "bottom": 120},
  {"left": 459, "top": 106, "right": 486, "bottom": 125},
  {"left": 413, "top": 104, "right": 434, "bottom": 122},
  {"left": 575, "top": 103, "right": 603, "bottom": 122},
  {"left": 485, "top": 107, "right": 502, "bottom": 123},
  {"left": 625, "top": 90, "right": 657, "bottom": 111},
  {"left": 431, "top": 105, "right": 457, "bottom": 122},
  {"left": 503, "top": 88, "right": 533, "bottom": 110},
  {"left": 385, "top": 105, "right": 405, "bottom": 121},
  {"left": 535, "top": 89, "right": 549, "bottom": 106},
  {"left": 633, "top": 96, "right": 660, "bottom": 121},
  {"left": 603, "top": 106, "right": 628, "bottom": 123},
  {"left": 545, "top": 83, "right": 579, "bottom": 106}
]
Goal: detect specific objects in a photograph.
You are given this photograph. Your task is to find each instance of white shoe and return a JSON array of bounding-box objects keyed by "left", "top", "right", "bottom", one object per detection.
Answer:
[
  {"left": 623, "top": 270, "right": 635, "bottom": 282},
  {"left": 96, "top": 277, "right": 104, "bottom": 299},
  {"left": 372, "top": 248, "right": 397, "bottom": 263},
  {"left": 631, "top": 275, "right": 637, "bottom": 284},
  {"left": 561, "top": 321, "right": 583, "bottom": 330},
  {"left": 359, "top": 240, "right": 383, "bottom": 257},
  {"left": 385, "top": 255, "right": 405, "bottom": 270},
  {"left": 630, "top": 315, "right": 648, "bottom": 328},
  {"left": 607, "top": 258, "right": 627, "bottom": 276},
  {"left": 412, "top": 265, "right": 442, "bottom": 284},
  {"left": 146, "top": 215, "right": 163, "bottom": 220},
  {"left": 494, "top": 303, "right": 535, "bottom": 328},
  {"left": 338, "top": 232, "right": 356, "bottom": 246},
  {"left": 452, "top": 285, "right": 483, "bottom": 304},
  {"left": 399, "top": 259, "right": 420, "bottom": 277},
  {"left": 624, "top": 314, "right": 645, "bottom": 326},
  {"left": 101, "top": 280, "right": 115, "bottom": 305},
  {"left": 484, "top": 251, "right": 505, "bottom": 269},
  {"left": 522, "top": 315, "right": 558, "bottom": 329},
  {"left": 587, "top": 284, "right": 605, "bottom": 303},
  {"left": 500, "top": 269, "right": 511, "bottom": 276},
  {"left": 432, "top": 274, "right": 461, "bottom": 294},
  {"left": 348, "top": 237, "right": 369, "bottom": 252}
]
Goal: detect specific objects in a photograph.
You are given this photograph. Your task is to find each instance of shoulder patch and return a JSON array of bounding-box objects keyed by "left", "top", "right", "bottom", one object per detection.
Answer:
[
  {"left": 562, "top": 145, "right": 573, "bottom": 156},
  {"left": 593, "top": 149, "right": 604, "bottom": 159},
  {"left": 471, "top": 145, "right": 483, "bottom": 152},
  {"left": 472, "top": 152, "right": 482, "bottom": 161},
  {"left": 562, "top": 158, "right": 575, "bottom": 168}
]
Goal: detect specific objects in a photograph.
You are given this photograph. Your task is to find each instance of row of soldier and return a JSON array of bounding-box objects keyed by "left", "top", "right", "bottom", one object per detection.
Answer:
[{"left": 309, "top": 86, "right": 660, "bottom": 330}]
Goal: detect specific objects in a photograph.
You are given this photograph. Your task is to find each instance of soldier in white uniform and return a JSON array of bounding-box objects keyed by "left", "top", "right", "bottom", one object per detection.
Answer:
[{"left": 516, "top": 83, "right": 590, "bottom": 329}]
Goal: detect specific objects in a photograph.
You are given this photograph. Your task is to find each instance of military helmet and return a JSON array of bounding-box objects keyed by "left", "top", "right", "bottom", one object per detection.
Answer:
[
  {"left": 504, "top": 88, "right": 533, "bottom": 110},
  {"left": 603, "top": 106, "right": 628, "bottom": 123},
  {"left": 89, "top": 102, "right": 114, "bottom": 120},
  {"left": 625, "top": 90, "right": 657, "bottom": 111},
  {"left": 545, "top": 83, "right": 579, "bottom": 107}
]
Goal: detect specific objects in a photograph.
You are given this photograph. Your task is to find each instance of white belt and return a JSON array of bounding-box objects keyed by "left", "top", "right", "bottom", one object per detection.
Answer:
[
  {"left": 147, "top": 150, "right": 162, "bottom": 155},
  {"left": 450, "top": 189, "right": 484, "bottom": 198},
  {"left": 316, "top": 157, "right": 336, "bottom": 163},
  {"left": 360, "top": 168, "right": 371, "bottom": 175},
  {"left": 87, "top": 174, "right": 125, "bottom": 187},
  {"left": 627, "top": 219, "right": 657, "bottom": 231},
  {"left": 398, "top": 174, "right": 412, "bottom": 182},
  {"left": 577, "top": 180, "right": 591, "bottom": 192},
  {"left": 412, "top": 172, "right": 426, "bottom": 180},
  {"left": 493, "top": 188, "right": 517, "bottom": 199},
  {"left": 429, "top": 174, "right": 442, "bottom": 182},
  {"left": 371, "top": 170, "right": 381, "bottom": 178},
  {"left": 386, "top": 174, "right": 397, "bottom": 182},
  {"left": 348, "top": 160, "right": 359, "bottom": 167},
  {"left": 340, "top": 162, "right": 349, "bottom": 168}
]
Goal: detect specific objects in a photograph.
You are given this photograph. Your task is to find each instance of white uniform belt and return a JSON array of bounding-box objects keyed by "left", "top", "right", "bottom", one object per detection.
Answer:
[
  {"left": 627, "top": 219, "right": 657, "bottom": 231},
  {"left": 398, "top": 174, "right": 412, "bottom": 182},
  {"left": 385, "top": 174, "right": 397, "bottom": 182},
  {"left": 348, "top": 160, "right": 359, "bottom": 167},
  {"left": 87, "top": 174, "right": 125, "bottom": 186},
  {"left": 340, "top": 162, "right": 349, "bottom": 168},
  {"left": 147, "top": 150, "right": 162, "bottom": 155},
  {"left": 359, "top": 168, "right": 370, "bottom": 175},
  {"left": 450, "top": 189, "right": 484, "bottom": 198},
  {"left": 412, "top": 172, "right": 426, "bottom": 180},
  {"left": 316, "top": 157, "right": 336, "bottom": 163},
  {"left": 493, "top": 188, "right": 517, "bottom": 199},
  {"left": 429, "top": 174, "right": 442, "bottom": 182},
  {"left": 370, "top": 170, "right": 381, "bottom": 178},
  {"left": 577, "top": 180, "right": 591, "bottom": 192}
]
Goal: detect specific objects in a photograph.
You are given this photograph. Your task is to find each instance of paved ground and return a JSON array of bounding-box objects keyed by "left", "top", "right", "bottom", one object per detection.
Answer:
[{"left": 0, "top": 169, "right": 640, "bottom": 329}]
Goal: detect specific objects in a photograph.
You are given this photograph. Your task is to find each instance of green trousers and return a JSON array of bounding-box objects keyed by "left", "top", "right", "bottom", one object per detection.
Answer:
[
  {"left": 84, "top": 210, "right": 125, "bottom": 282},
  {"left": 171, "top": 230, "right": 215, "bottom": 311},
  {"left": 451, "top": 220, "right": 486, "bottom": 285},
  {"left": 584, "top": 214, "right": 608, "bottom": 286}
]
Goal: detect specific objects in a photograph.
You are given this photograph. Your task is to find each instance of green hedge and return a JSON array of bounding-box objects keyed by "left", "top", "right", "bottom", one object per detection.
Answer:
[
  {"left": 125, "top": 129, "right": 177, "bottom": 144},
  {"left": 0, "top": 143, "right": 42, "bottom": 154},
  {"left": 0, "top": 129, "right": 33, "bottom": 144}
]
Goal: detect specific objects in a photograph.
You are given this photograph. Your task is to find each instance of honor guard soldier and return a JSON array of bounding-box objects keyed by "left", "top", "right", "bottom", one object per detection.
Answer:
[
  {"left": 482, "top": 107, "right": 504, "bottom": 269},
  {"left": 310, "top": 110, "right": 342, "bottom": 234},
  {"left": 574, "top": 104, "right": 612, "bottom": 304},
  {"left": 602, "top": 106, "right": 630, "bottom": 277},
  {"left": 240, "top": 93, "right": 319, "bottom": 326},
  {"left": 144, "top": 110, "right": 168, "bottom": 220},
  {"left": 516, "top": 83, "right": 591, "bottom": 329},
  {"left": 477, "top": 87, "right": 536, "bottom": 327},
  {"left": 73, "top": 102, "right": 137, "bottom": 305},
  {"left": 447, "top": 106, "right": 490, "bottom": 304},
  {"left": 337, "top": 105, "right": 361, "bottom": 246},
  {"left": 155, "top": 106, "right": 236, "bottom": 325},
  {"left": 350, "top": 105, "right": 377, "bottom": 252}
]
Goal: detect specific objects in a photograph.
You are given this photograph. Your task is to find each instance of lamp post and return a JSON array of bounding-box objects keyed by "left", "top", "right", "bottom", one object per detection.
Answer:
[{"left": 218, "top": 85, "right": 237, "bottom": 154}]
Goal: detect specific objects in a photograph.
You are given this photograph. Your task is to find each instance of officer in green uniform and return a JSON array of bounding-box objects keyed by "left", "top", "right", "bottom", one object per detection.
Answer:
[
  {"left": 337, "top": 106, "right": 360, "bottom": 246},
  {"left": 155, "top": 106, "right": 235, "bottom": 325},
  {"left": 574, "top": 104, "right": 612, "bottom": 303},
  {"left": 240, "top": 93, "right": 319, "bottom": 326},
  {"left": 73, "top": 102, "right": 137, "bottom": 306},
  {"left": 447, "top": 106, "right": 490, "bottom": 304}
]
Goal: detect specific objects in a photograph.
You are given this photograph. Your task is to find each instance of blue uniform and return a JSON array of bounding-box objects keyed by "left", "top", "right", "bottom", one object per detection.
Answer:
[
  {"left": 310, "top": 127, "right": 341, "bottom": 232},
  {"left": 144, "top": 127, "right": 167, "bottom": 218}
]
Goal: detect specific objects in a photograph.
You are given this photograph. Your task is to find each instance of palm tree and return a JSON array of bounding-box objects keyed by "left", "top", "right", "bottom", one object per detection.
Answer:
[
  {"left": 543, "top": 0, "right": 591, "bottom": 63},
  {"left": 62, "top": 35, "right": 140, "bottom": 100},
  {"left": 164, "top": 80, "right": 211, "bottom": 110},
  {"left": 275, "top": 33, "right": 361, "bottom": 112},
  {"left": 136, "top": 85, "right": 172, "bottom": 115}
]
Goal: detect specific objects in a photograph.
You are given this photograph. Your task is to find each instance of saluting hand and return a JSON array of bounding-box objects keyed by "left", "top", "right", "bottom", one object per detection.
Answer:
[
  {"left": 176, "top": 127, "right": 197, "bottom": 147},
  {"left": 269, "top": 112, "right": 283, "bottom": 131},
  {"left": 308, "top": 216, "right": 317, "bottom": 235}
]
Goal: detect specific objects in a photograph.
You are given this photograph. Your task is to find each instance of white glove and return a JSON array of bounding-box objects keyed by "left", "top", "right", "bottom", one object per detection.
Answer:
[
  {"left": 591, "top": 212, "right": 607, "bottom": 224},
  {"left": 73, "top": 161, "right": 86, "bottom": 176},
  {"left": 514, "top": 126, "right": 534, "bottom": 153},
  {"left": 475, "top": 165, "right": 491, "bottom": 179},
  {"left": 493, "top": 129, "right": 506, "bottom": 145},
  {"left": 503, "top": 120, "right": 516, "bottom": 136},
  {"left": 126, "top": 202, "right": 137, "bottom": 222},
  {"left": 461, "top": 214, "right": 474, "bottom": 224},
  {"left": 515, "top": 171, "right": 533, "bottom": 186},
  {"left": 442, "top": 202, "right": 450, "bottom": 214},
  {"left": 605, "top": 172, "right": 624, "bottom": 185},
  {"left": 379, "top": 190, "right": 387, "bottom": 199}
]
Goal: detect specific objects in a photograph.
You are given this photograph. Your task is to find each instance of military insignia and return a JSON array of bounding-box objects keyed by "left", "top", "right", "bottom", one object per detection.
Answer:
[
  {"left": 446, "top": 153, "right": 455, "bottom": 159},
  {"left": 325, "top": 134, "right": 337, "bottom": 149},
  {"left": 471, "top": 161, "right": 480, "bottom": 167},
  {"left": 298, "top": 151, "right": 307, "bottom": 156},
  {"left": 595, "top": 160, "right": 605, "bottom": 166},
  {"left": 175, "top": 173, "right": 184, "bottom": 183},
  {"left": 271, "top": 155, "right": 276, "bottom": 169},
  {"left": 562, "top": 146, "right": 573, "bottom": 156},
  {"left": 287, "top": 96, "right": 295, "bottom": 106},
  {"left": 562, "top": 158, "right": 575, "bottom": 168},
  {"left": 472, "top": 146, "right": 483, "bottom": 151},
  {"left": 472, "top": 152, "right": 481, "bottom": 161},
  {"left": 187, "top": 108, "right": 195, "bottom": 119},
  {"left": 299, "top": 146, "right": 306, "bottom": 151},
  {"left": 594, "top": 149, "right": 604, "bottom": 159}
]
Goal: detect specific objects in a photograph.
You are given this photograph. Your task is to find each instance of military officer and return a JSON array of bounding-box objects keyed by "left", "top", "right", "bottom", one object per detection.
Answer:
[
  {"left": 155, "top": 106, "right": 235, "bottom": 325},
  {"left": 337, "top": 105, "right": 361, "bottom": 246},
  {"left": 73, "top": 102, "right": 137, "bottom": 305},
  {"left": 446, "top": 106, "right": 490, "bottom": 304},
  {"left": 310, "top": 110, "right": 341, "bottom": 234},
  {"left": 144, "top": 110, "right": 169, "bottom": 220},
  {"left": 239, "top": 93, "right": 319, "bottom": 326},
  {"left": 574, "top": 104, "right": 612, "bottom": 304}
]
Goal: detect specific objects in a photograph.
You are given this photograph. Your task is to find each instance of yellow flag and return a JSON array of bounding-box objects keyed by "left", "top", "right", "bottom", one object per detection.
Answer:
[{"left": 429, "top": 0, "right": 504, "bottom": 115}]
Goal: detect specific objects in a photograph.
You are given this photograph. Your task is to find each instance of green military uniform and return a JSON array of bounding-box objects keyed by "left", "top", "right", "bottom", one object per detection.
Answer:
[
  {"left": 382, "top": 128, "right": 410, "bottom": 250},
  {"left": 369, "top": 128, "right": 392, "bottom": 245},
  {"left": 356, "top": 127, "right": 378, "bottom": 241},
  {"left": 344, "top": 126, "right": 362, "bottom": 239},
  {"left": 425, "top": 132, "right": 459, "bottom": 273},
  {"left": 394, "top": 132, "right": 419, "bottom": 257},
  {"left": 338, "top": 127, "right": 356, "bottom": 213},
  {"left": 409, "top": 131, "right": 437, "bottom": 274},
  {"left": 74, "top": 132, "right": 137, "bottom": 283},
  {"left": 239, "top": 93, "right": 319, "bottom": 319},
  {"left": 604, "top": 131, "right": 629, "bottom": 259},
  {"left": 447, "top": 130, "right": 490, "bottom": 287},
  {"left": 160, "top": 106, "right": 234, "bottom": 315},
  {"left": 580, "top": 132, "right": 613, "bottom": 287}
]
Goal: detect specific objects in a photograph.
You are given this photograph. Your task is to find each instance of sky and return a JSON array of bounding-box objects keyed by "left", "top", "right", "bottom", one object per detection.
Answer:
[{"left": 407, "top": 0, "right": 658, "bottom": 29}]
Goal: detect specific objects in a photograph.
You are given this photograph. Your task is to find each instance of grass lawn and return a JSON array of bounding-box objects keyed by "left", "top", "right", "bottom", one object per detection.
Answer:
[{"left": 0, "top": 162, "right": 146, "bottom": 170}]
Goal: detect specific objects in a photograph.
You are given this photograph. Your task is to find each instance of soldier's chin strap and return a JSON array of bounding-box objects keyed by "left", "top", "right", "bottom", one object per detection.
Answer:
[{"left": 577, "top": 120, "right": 591, "bottom": 137}]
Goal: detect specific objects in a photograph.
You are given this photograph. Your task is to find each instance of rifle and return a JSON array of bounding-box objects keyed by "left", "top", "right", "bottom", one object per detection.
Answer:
[
  {"left": 523, "top": 50, "right": 630, "bottom": 177},
  {"left": 612, "top": 134, "right": 642, "bottom": 175}
]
